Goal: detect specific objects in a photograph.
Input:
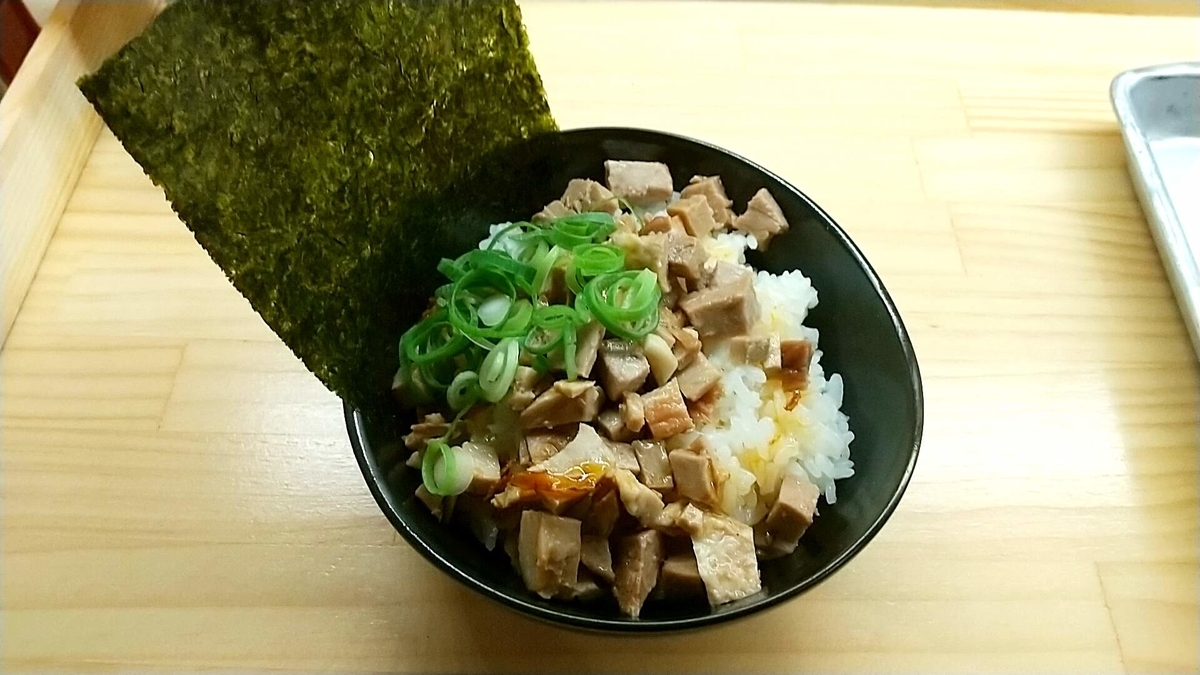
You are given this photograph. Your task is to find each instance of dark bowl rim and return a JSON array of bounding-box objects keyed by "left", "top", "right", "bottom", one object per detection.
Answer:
[{"left": 345, "top": 126, "right": 924, "bottom": 633}]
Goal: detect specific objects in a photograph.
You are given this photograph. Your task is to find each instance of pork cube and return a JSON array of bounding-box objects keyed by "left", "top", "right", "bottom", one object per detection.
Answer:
[
  {"left": 667, "top": 195, "right": 718, "bottom": 239},
  {"left": 519, "top": 381, "right": 603, "bottom": 429},
  {"left": 632, "top": 440, "right": 674, "bottom": 490},
  {"left": 614, "top": 529, "right": 665, "bottom": 618},
  {"left": 597, "top": 339, "right": 651, "bottom": 400},
  {"left": 604, "top": 160, "right": 673, "bottom": 206},
  {"left": 659, "top": 552, "right": 706, "bottom": 598},
  {"left": 669, "top": 448, "right": 718, "bottom": 506},
  {"left": 642, "top": 213, "right": 686, "bottom": 236},
  {"left": 533, "top": 423, "right": 614, "bottom": 474},
  {"left": 584, "top": 488, "right": 620, "bottom": 538},
  {"left": 675, "top": 351, "right": 722, "bottom": 401},
  {"left": 757, "top": 473, "right": 821, "bottom": 558},
  {"left": 679, "top": 274, "right": 758, "bottom": 340},
  {"left": 641, "top": 379, "right": 695, "bottom": 439},
  {"left": 504, "top": 366, "right": 544, "bottom": 412},
  {"left": 665, "top": 233, "right": 708, "bottom": 288},
  {"left": 691, "top": 512, "right": 761, "bottom": 606},
  {"left": 680, "top": 175, "right": 735, "bottom": 227},
  {"left": 729, "top": 335, "right": 782, "bottom": 373},
  {"left": 521, "top": 427, "right": 573, "bottom": 465},
  {"left": 518, "top": 511, "right": 582, "bottom": 599},
  {"left": 580, "top": 535, "right": 615, "bottom": 583},
  {"left": 597, "top": 408, "right": 637, "bottom": 443},
  {"left": 733, "top": 188, "right": 789, "bottom": 249},
  {"left": 533, "top": 199, "right": 571, "bottom": 223},
  {"left": 404, "top": 412, "right": 448, "bottom": 450},
  {"left": 670, "top": 326, "right": 702, "bottom": 370},
  {"left": 561, "top": 178, "right": 619, "bottom": 214}
]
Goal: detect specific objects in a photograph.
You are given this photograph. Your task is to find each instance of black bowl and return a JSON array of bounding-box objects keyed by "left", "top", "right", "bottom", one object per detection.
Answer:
[{"left": 346, "top": 128, "right": 922, "bottom": 632}]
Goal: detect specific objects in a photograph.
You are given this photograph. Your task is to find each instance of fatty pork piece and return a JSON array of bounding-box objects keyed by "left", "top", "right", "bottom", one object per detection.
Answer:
[
  {"left": 518, "top": 510, "right": 582, "bottom": 599},
  {"left": 614, "top": 529, "right": 665, "bottom": 618},
  {"left": 531, "top": 423, "right": 615, "bottom": 475},
  {"left": 679, "top": 261, "right": 759, "bottom": 340},
  {"left": 620, "top": 391, "right": 646, "bottom": 433},
  {"left": 690, "top": 511, "right": 762, "bottom": 606},
  {"left": 533, "top": 199, "right": 571, "bottom": 223},
  {"left": 756, "top": 473, "right": 821, "bottom": 558},
  {"left": 680, "top": 175, "right": 735, "bottom": 227},
  {"left": 519, "top": 380, "right": 603, "bottom": 429},
  {"left": 733, "top": 188, "right": 790, "bottom": 249},
  {"left": 632, "top": 440, "right": 674, "bottom": 490},
  {"left": 604, "top": 160, "right": 673, "bottom": 207},
  {"left": 504, "top": 366, "right": 543, "bottom": 412},
  {"left": 641, "top": 379, "right": 695, "bottom": 439},
  {"left": 779, "top": 339, "right": 814, "bottom": 391},
  {"left": 597, "top": 339, "right": 651, "bottom": 401},
  {"left": 612, "top": 468, "right": 665, "bottom": 527}
]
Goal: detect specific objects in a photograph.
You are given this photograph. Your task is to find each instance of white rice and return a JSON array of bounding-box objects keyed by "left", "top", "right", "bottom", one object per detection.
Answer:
[{"left": 699, "top": 267, "right": 854, "bottom": 524}]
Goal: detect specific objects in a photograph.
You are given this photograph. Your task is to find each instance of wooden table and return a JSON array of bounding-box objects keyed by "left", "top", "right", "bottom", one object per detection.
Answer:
[{"left": 2, "top": 1, "right": 1197, "bottom": 672}]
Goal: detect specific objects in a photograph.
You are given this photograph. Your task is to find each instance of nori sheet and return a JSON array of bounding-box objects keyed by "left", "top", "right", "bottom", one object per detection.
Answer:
[{"left": 79, "top": 0, "right": 557, "bottom": 431}]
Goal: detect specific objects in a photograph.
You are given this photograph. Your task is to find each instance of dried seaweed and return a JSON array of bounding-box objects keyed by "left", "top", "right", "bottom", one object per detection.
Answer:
[{"left": 79, "top": 0, "right": 557, "bottom": 429}]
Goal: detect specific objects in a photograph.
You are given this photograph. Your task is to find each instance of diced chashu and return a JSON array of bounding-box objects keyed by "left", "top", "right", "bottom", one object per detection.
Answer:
[
  {"left": 679, "top": 261, "right": 759, "bottom": 340},
  {"left": 604, "top": 160, "right": 674, "bottom": 207},
  {"left": 665, "top": 232, "right": 708, "bottom": 290},
  {"left": 668, "top": 448, "right": 718, "bottom": 506},
  {"left": 733, "top": 188, "right": 789, "bottom": 249},
  {"left": 531, "top": 423, "right": 615, "bottom": 475},
  {"left": 560, "top": 178, "right": 619, "bottom": 214},
  {"left": 518, "top": 510, "right": 582, "bottom": 598},
  {"left": 659, "top": 552, "right": 706, "bottom": 598},
  {"left": 612, "top": 468, "right": 665, "bottom": 527},
  {"left": 632, "top": 440, "right": 674, "bottom": 490},
  {"left": 667, "top": 195, "right": 719, "bottom": 239},
  {"left": 556, "top": 571, "right": 607, "bottom": 602},
  {"left": 459, "top": 440, "right": 502, "bottom": 495},
  {"left": 584, "top": 487, "right": 620, "bottom": 537},
  {"left": 533, "top": 199, "right": 571, "bottom": 223},
  {"left": 730, "top": 335, "right": 782, "bottom": 373},
  {"left": 504, "top": 366, "right": 543, "bottom": 412},
  {"left": 597, "top": 339, "right": 650, "bottom": 401},
  {"left": 404, "top": 413, "right": 448, "bottom": 450},
  {"left": 575, "top": 321, "right": 605, "bottom": 379},
  {"left": 614, "top": 529, "right": 665, "bottom": 618},
  {"left": 780, "top": 339, "right": 814, "bottom": 391},
  {"left": 757, "top": 473, "right": 821, "bottom": 559},
  {"left": 596, "top": 408, "right": 636, "bottom": 442},
  {"left": 642, "top": 213, "right": 686, "bottom": 236},
  {"left": 680, "top": 175, "right": 735, "bottom": 227},
  {"left": 641, "top": 379, "right": 695, "bottom": 439},
  {"left": 620, "top": 392, "right": 646, "bottom": 433},
  {"left": 519, "top": 380, "right": 603, "bottom": 429},
  {"left": 691, "top": 511, "right": 762, "bottom": 606},
  {"left": 520, "top": 427, "right": 573, "bottom": 465},
  {"left": 580, "top": 534, "right": 615, "bottom": 583},
  {"left": 675, "top": 351, "right": 722, "bottom": 401}
]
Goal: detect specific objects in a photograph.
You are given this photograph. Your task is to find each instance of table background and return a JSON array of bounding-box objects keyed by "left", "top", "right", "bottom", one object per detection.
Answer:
[{"left": 2, "top": 1, "right": 1197, "bottom": 672}]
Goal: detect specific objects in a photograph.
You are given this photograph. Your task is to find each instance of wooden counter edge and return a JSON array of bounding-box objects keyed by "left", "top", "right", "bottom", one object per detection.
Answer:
[{"left": 0, "top": 0, "right": 162, "bottom": 348}]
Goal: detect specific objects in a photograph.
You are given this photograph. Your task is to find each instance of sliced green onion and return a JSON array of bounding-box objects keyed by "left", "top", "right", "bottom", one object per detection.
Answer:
[
  {"left": 402, "top": 309, "right": 469, "bottom": 366},
  {"left": 422, "top": 440, "right": 472, "bottom": 497},
  {"left": 531, "top": 245, "right": 566, "bottom": 297},
  {"left": 566, "top": 243, "right": 625, "bottom": 293},
  {"left": 479, "top": 337, "right": 520, "bottom": 402},
  {"left": 477, "top": 295, "right": 511, "bottom": 327},
  {"left": 446, "top": 370, "right": 481, "bottom": 411},
  {"left": 581, "top": 269, "right": 661, "bottom": 341}
]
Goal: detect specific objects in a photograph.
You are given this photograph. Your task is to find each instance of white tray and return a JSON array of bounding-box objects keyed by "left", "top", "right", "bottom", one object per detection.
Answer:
[{"left": 1112, "top": 63, "right": 1200, "bottom": 360}]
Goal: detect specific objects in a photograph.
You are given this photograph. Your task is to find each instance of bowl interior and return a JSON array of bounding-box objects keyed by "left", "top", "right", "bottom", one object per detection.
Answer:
[{"left": 348, "top": 128, "right": 922, "bottom": 631}]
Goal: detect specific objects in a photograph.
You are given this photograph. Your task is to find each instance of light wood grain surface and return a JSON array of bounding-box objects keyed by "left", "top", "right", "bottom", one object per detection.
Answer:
[{"left": 2, "top": 1, "right": 1197, "bottom": 672}]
